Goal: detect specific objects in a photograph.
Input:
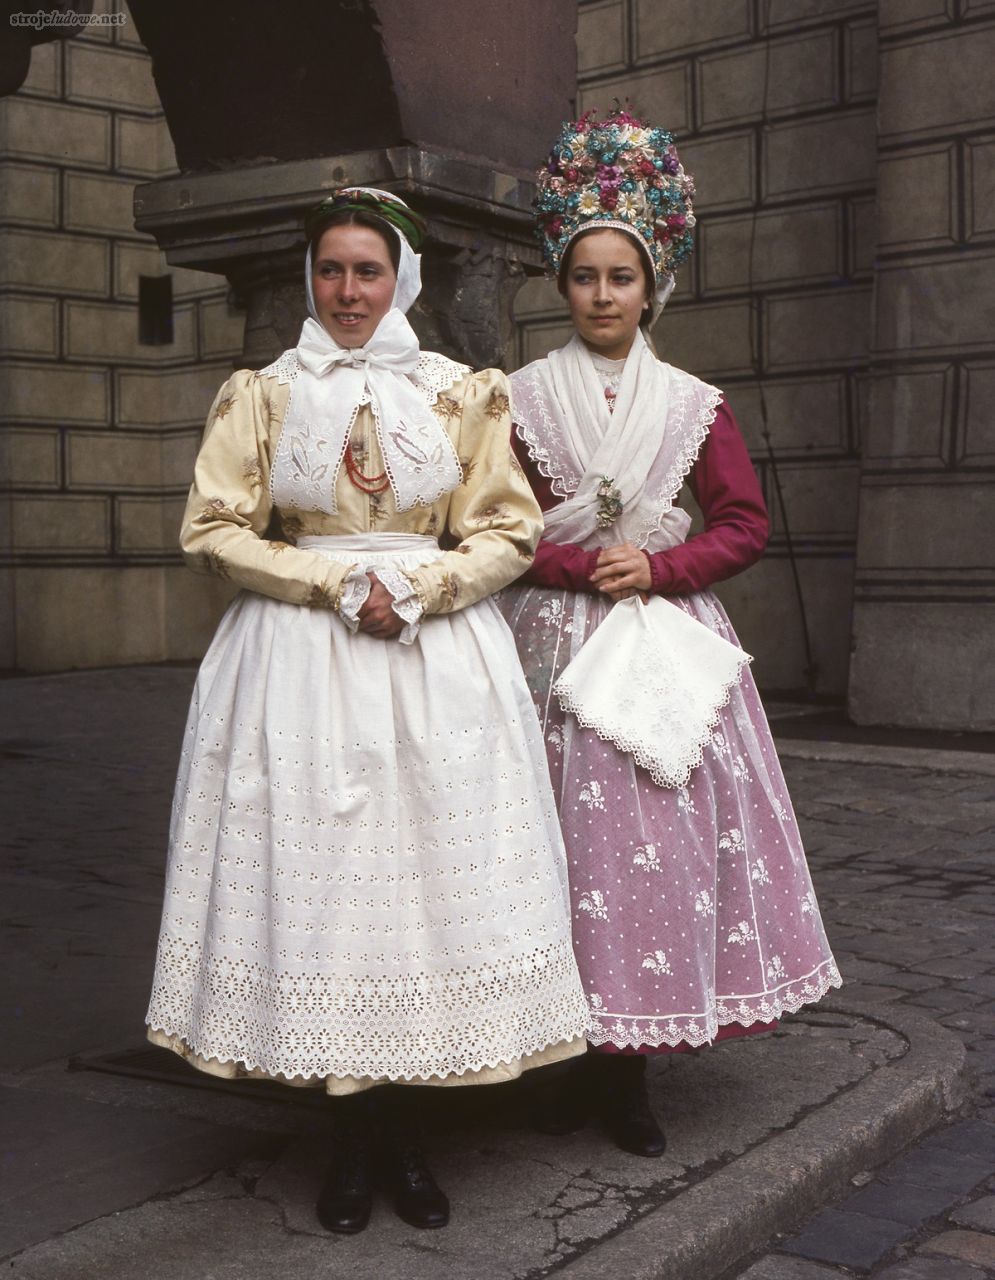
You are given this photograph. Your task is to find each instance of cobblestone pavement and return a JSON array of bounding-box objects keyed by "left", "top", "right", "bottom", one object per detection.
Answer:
[
  {"left": 731, "top": 751, "right": 995, "bottom": 1280},
  {"left": 1, "top": 669, "right": 993, "bottom": 1278}
]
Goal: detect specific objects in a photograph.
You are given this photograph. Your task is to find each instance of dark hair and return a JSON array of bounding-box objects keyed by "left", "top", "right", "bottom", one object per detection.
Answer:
[
  {"left": 308, "top": 208, "right": 401, "bottom": 274},
  {"left": 557, "top": 226, "right": 654, "bottom": 314}
]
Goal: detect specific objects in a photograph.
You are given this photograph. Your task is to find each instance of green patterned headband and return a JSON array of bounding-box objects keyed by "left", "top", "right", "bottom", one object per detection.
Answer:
[{"left": 305, "top": 188, "right": 427, "bottom": 252}]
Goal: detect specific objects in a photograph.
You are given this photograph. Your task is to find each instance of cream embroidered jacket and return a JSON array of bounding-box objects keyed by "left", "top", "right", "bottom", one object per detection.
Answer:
[{"left": 180, "top": 364, "right": 541, "bottom": 614}]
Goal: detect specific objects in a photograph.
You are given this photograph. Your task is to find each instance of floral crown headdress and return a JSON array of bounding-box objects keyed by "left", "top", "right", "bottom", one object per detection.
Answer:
[{"left": 534, "top": 108, "right": 695, "bottom": 283}]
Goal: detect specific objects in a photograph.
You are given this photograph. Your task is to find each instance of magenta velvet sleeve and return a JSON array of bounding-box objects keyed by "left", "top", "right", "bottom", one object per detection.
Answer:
[
  {"left": 512, "top": 399, "right": 768, "bottom": 596},
  {"left": 512, "top": 432, "right": 603, "bottom": 593},
  {"left": 645, "top": 400, "right": 769, "bottom": 596}
]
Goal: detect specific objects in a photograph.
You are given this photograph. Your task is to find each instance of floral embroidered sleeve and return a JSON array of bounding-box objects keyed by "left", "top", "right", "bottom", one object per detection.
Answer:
[
  {"left": 405, "top": 368, "right": 544, "bottom": 614},
  {"left": 180, "top": 370, "right": 352, "bottom": 608}
]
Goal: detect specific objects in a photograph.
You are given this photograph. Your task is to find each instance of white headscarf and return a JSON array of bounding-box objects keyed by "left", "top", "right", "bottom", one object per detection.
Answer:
[{"left": 287, "top": 187, "right": 461, "bottom": 513}]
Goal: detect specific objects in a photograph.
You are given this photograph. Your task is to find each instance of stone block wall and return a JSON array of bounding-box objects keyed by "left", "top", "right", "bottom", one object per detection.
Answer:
[
  {"left": 0, "top": 0, "right": 243, "bottom": 672},
  {"left": 848, "top": 0, "right": 995, "bottom": 729},
  {"left": 516, "top": 0, "right": 878, "bottom": 697}
]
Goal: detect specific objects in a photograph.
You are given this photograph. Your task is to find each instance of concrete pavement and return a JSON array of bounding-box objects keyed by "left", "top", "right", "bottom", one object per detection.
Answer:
[{"left": 1, "top": 667, "right": 992, "bottom": 1279}]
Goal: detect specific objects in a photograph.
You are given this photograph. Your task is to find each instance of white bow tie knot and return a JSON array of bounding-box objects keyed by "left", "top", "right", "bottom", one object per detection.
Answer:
[{"left": 291, "top": 312, "right": 461, "bottom": 512}]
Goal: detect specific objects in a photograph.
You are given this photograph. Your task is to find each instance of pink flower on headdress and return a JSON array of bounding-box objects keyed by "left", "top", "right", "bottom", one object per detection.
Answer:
[
  {"left": 638, "top": 160, "right": 656, "bottom": 177},
  {"left": 596, "top": 164, "right": 623, "bottom": 189},
  {"left": 565, "top": 166, "right": 580, "bottom": 183},
  {"left": 547, "top": 216, "right": 564, "bottom": 237},
  {"left": 666, "top": 214, "right": 687, "bottom": 229},
  {"left": 601, "top": 189, "right": 619, "bottom": 210}
]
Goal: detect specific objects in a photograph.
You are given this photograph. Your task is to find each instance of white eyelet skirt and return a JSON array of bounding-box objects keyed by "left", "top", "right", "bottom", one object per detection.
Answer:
[{"left": 146, "top": 535, "right": 590, "bottom": 1093}]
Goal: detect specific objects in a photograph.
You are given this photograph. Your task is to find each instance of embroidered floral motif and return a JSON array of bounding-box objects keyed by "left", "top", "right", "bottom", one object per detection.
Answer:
[
  {"left": 439, "top": 573, "right": 460, "bottom": 610},
  {"left": 510, "top": 536, "right": 535, "bottom": 561},
  {"left": 732, "top": 754, "right": 751, "bottom": 782},
  {"left": 267, "top": 541, "right": 293, "bottom": 555},
  {"left": 433, "top": 394, "right": 462, "bottom": 421},
  {"left": 718, "top": 828, "right": 745, "bottom": 855},
  {"left": 472, "top": 503, "right": 511, "bottom": 528},
  {"left": 579, "top": 779, "right": 606, "bottom": 810},
  {"left": 694, "top": 890, "right": 714, "bottom": 917},
  {"left": 214, "top": 394, "right": 237, "bottom": 422},
  {"left": 307, "top": 581, "right": 336, "bottom": 609},
  {"left": 641, "top": 950, "right": 672, "bottom": 977},
  {"left": 727, "top": 920, "right": 757, "bottom": 946},
  {"left": 676, "top": 786, "right": 697, "bottom": 816},
  {"left": 368, "top": 492, "right": 388, "bottom": 526},
  {"left": 633, "top": 843, "right": 662, "bottom": 873},
  {"left": 767, "top": 955, "right": 786, "bottom": 983},
  {"left": 800, "top": 891, "right": 816, "bottom": 916},
  {"left": 458, "top": 456, "right": 476, "bottom": 484},
  {"left": 751, "top": 858, "right": 771, "bottom": 886},
  {"left": 485, "top": 388, "right": 510, "bottom": 420},
  {"left": 279, "top": 514, "right": 305, "bottom": 541},
  {"left": 193, "top": 497, "right": 233, "bottom": 524},
  {"left": 242, "top": 460, "right": 264, "bottom": 497},
  {"left": 455, "top": 543, "right": 473, "bottom": 555},
  {"left": 589, "top": 993, "right": 605, "bottom": 1012},
  {"left": 711, "top": 730, "right": 729, "bottom": 756},
  {"left": 578, "top": 889, "right": 609, "bottom": 921},
  {"left": 202, "top": 546, "right": 230, "bottom": 579},
  {"left": 546, "top": 726, "right": 564, "bottom": 754},
  {"left": 509, "top": 452, "right": 526, "bottom": 481},
  {"left": 538, "top": 598, "right": 565, "bottom": 625}
]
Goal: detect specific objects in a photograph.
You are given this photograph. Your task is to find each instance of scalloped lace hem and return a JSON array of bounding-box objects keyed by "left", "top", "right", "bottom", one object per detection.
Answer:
[
  {"left": 555, "top": 645, "right": 751, "bottom": 790},
  {"left": 146, "top": 1027, "right": 587, "bottom": 1094},
  {"left": 585, "top": 961, "right": 843, "bottom": 1049}
]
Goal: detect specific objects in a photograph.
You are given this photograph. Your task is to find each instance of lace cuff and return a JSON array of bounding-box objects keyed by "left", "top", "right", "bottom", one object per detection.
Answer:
[
  {"left": 376, "top": 568, "right": 425, "bottom": 645},
  {"left": 337, "top": 568, "right": 372, "bottom": 632}
]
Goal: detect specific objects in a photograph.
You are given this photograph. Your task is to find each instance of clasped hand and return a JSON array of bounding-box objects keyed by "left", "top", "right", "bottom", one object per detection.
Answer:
[
  {"left": 357, "top": 572, "right": 404, "bottom": 639},
  {"left": 589, "top": 543, "right": 652, "bottom": 602}
]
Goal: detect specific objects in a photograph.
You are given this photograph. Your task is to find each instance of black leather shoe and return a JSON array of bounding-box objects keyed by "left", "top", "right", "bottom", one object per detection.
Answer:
[
  {"left": 596, "top": 1054, "right": 667, "bottom": 1158},
  {"left": 383, "top": 1144, "right": 450, "bottom": 1229},
  {"left": 316, "top": 1150, "right": 374, "bottom": 1234}
]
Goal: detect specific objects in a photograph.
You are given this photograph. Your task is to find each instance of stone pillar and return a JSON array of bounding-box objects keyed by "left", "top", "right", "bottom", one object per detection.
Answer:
[
  {"left": 126, "top": 0, "right": 576, "bottom": 370},
  {"left": 133, "top": 150, "right": 540, "bottom": 371},
  {"left": 848, "top": 3, "right": 995, "bottom": 730}
]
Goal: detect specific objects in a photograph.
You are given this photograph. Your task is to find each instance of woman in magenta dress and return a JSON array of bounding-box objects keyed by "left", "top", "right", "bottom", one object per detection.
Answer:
[{"left": 500, "top": 111, "right": 841, "bottom": 1156}]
